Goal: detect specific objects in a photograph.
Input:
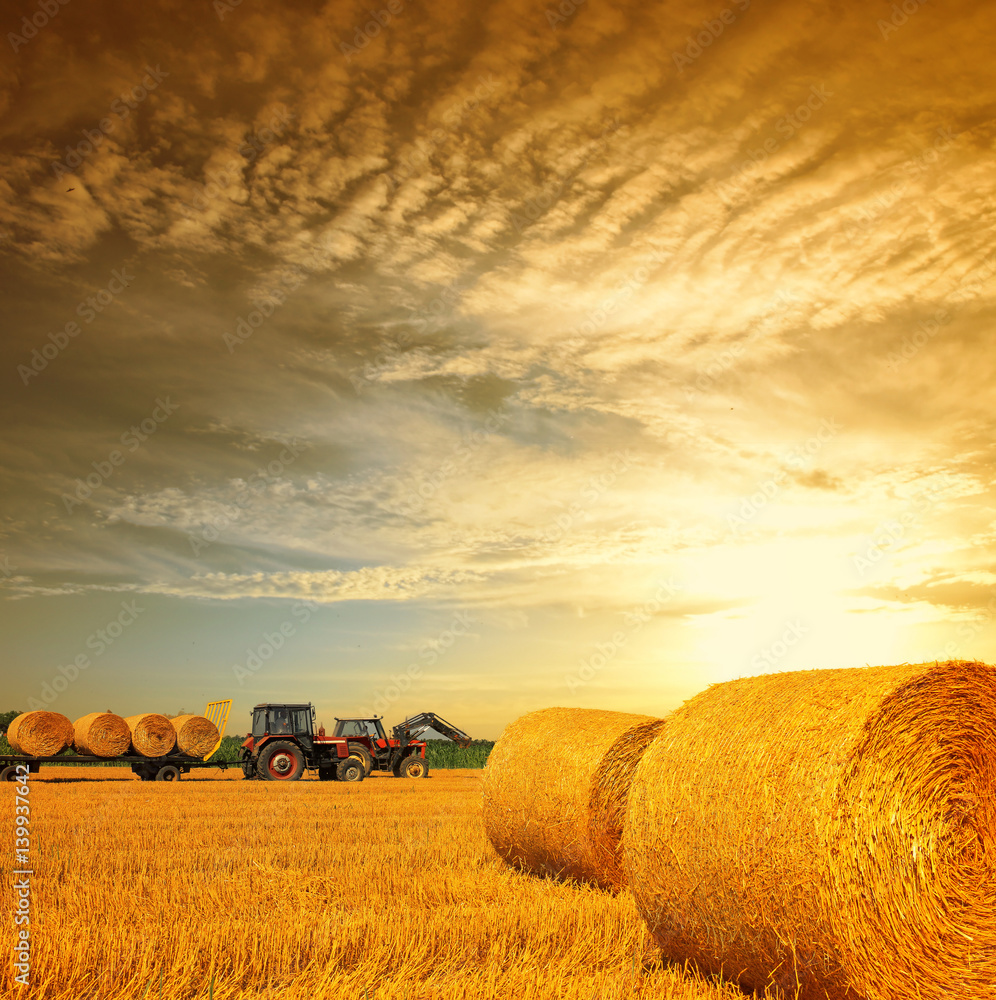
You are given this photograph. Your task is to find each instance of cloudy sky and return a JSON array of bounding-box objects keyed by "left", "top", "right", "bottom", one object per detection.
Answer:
[{"left": 1, "top": 0, "right": 994, "bottom": 739}]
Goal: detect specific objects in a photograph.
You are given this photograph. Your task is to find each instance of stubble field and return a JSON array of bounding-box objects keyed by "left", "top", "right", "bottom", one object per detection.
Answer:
[{"left": 1, "top": 767, "right": 761, "bottom": 1000}]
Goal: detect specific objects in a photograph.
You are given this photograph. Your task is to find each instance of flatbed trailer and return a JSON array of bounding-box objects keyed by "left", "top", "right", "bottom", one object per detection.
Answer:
[
  {"left": 0, "top": 700, "right": 236, "bottom": 783},
  {"left": 0, "top": 754, "right": 241, "bottom": 782}
]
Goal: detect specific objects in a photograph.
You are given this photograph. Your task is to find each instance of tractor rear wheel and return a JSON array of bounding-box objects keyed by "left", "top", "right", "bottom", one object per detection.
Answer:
[
  {"left": 396, "top": 755, "right": 429, "bottom": 779},
  {"left": 336, "top": 757, "right": 365, "bottom": 782},
  {"left": 346, "top": 742, "right": 374, "bottom": 776},
  {"left": 259, "top": 741, "right": 305, "bottom": 781}
]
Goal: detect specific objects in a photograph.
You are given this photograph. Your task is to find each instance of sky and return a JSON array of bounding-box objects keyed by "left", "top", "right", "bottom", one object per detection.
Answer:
[{"left": 1, "top": 0, "right": 995, "bottom": 740}]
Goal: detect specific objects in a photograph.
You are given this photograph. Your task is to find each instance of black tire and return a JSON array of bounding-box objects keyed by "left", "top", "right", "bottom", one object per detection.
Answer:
[
  {"left": 259, "top": 741, "right": 305, "bottom": 782},
  {"left": 336, "top": 757, "right": 365, "bottom": 783},
  {"left": 0, "top": 765, "right": 18, "bottom": 782},
  {"left": 346, "top": 742, "right": 374, "bottom": 776},
  {"left": 155, "top": 765, "right": 181, "bottom": 782},
  {"left": 397, "top": 755, "right": 429, "bottom": 779},
  {"left": 241, "top": 762, "right": 257, "bottom": 781}
]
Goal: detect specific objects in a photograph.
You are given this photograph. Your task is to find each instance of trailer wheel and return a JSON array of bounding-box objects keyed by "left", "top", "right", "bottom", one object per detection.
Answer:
[
  {"left": 0, "top": 766, "right": 18, "bottom": 782},
  {"left": 155, "top": 765, "right": 181, "bottom": 782},
  {"left": 397, "top": 756, "right": 429, "bottom": 779},
  {"left": 346, "top": 742, "right": 374, "bottom": 776},
  {"left": 259, "top": 741, "right": 305, "bottom": 781},
  {"left": 336, "top": 757, "right": 365, "bottom": 782}
]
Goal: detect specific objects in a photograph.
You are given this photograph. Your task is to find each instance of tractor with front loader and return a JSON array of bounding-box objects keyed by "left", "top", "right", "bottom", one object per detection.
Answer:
[
  {"left": 332, "top": 711, "right": 472, "bottom": 778},
  {"left": 239, "top": 703, "right": 471, "bottom": 782}
]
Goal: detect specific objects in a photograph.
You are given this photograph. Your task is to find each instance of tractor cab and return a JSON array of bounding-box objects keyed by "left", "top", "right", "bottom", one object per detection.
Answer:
[
  {"left": 332, "top": 717, "right": 388, "bottom": 742},
  {"left": 247, "top": 703, "right": 315, "bottom": 749}
]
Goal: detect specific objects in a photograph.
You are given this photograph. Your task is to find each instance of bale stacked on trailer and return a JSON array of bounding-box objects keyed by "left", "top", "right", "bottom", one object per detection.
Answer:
[
  {"left": 171, "top": 714, "right": 220, "bottom": 757},
  {"left": 482, "top": 708, "right": 667, "bottom": 892},
  {"left": 124, "top": 714, "right": 177, "bottom": 757},
  {"left": 72, "top": 712, "right": 132, "bottom": 757},
  {"left": 7, "top": 711, "right": 75, "bottom": 756},
  {"left": 625, "top": 660, "right": 996, "bottom": 1000}
]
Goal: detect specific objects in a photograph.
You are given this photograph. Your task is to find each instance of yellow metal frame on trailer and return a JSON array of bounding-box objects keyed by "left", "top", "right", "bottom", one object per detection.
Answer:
[{"left": 202, "top": 700, "right": 232, "bottom": 760}]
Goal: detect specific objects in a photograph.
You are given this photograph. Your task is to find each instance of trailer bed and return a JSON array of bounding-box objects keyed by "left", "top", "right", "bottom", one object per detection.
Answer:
[{"left": 0, "top": 754, "right": 242, "bottom": 781}]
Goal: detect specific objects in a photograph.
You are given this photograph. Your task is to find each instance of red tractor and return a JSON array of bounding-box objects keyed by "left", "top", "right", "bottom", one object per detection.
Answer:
[
  {"left": 331, "top": 711, "right": 472, "bottom": 778},
  {"left": 239, "top": 704, "right": 471, "bottom": 782}
]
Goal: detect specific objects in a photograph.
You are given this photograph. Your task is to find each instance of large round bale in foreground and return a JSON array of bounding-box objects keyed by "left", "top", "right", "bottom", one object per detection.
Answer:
[
  {"left": 73, "top": 712, "right": 132, "bottom": 757},
  {"left": 483, "top": 708, "right": 667, "bottom": 891},
  {"left": 171, "top": 714, "right": 220, "bottom": 757},
  {"left": 124, "top": 714, "right": 177, "bottom": 757},
  {"left": 7, "top": 711, "right": 75, "bottom": 756},
  {"left": 625, "top": 660, "right": 996, "bottom": 1000}
]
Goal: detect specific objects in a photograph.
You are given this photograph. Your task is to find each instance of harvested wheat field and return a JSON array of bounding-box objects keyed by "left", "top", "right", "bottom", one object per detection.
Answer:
[
  {"left": 626, "top": 659, "right": 996, "bottom": 1000},
  {"left": 0, "top": 767, "right": 775, "bottom": 1000},
  {"left": 483, "top": 707, "right": 666, "bottom": 891}
]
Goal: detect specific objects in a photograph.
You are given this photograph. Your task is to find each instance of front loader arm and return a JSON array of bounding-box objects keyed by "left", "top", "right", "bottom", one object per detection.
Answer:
[{"left": 392, "top": 712, "right": 472, "bottom": 748}]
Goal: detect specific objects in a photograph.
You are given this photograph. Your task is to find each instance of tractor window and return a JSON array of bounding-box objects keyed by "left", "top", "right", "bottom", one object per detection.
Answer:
[
  {"left": 335, "top": 720, "right": 381, "bottom": 738},
  {"left": 292, "top": 709, "right": 311, "bottom": 735},
  {"left": 252, "top": 709, "right": 266, "bottom": 738},
  {"left": 271, "top": 708, "right": 291, "bottom": 734}
]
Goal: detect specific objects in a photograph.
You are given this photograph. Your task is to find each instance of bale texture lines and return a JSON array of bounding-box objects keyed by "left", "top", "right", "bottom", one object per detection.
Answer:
[
  {"left": 171, "top": 714, "right": 220, "bottom": 757},
  {"left": 72, "top": 712, "right": 132, "bottom": 757},
  {"left": 7, "top": 711, "right": 75, "bottom": 756},
  {"left": 125, "top": 714, "right": 177, "bottom": 757},
  {"left": 483, "top": 707, "right": 664, "bottom": 891},
  {"left": 624, "top": 660, "right": 996, "bottom": 1000}
]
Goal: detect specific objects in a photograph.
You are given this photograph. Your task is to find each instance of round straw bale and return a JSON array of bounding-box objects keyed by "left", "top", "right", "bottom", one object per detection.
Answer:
[
  {"left": 171, "top": 714, "right": 220, "bottom": 757},
  {"left": 6, "top": 711, "right": 75, "bottom": 756},
  {"left": 483, "top": 707, "right": 665, "bottom": 891},
  {"left": 587, "top": 716, "right": 669, "bottom": 892},
  {"left": 124, "top": 714, "right": 177, "bottom": 757},
  {"left": 72, "top": 712, "right": 132, "bottom": 757},
  {"left": 625, "top": 660, "right": 996, "bottom": 1000}
]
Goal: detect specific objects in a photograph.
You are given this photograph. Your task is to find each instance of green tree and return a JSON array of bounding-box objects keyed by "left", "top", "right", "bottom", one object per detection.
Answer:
[
  {"left": 0, "top": 710, "right": 21, "bottom": 755},
  {"left": 0, "top": 709, "right": 21, "bottom": 734}
]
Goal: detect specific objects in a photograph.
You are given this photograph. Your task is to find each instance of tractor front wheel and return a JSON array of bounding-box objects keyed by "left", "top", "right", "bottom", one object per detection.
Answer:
[
  {"left": 336, "top": 757, "right": 365, "bottom": 782},
  {"left": 346, "top": 742, "right": 374, "bottom": 776},
  {"left": 259, "top": 741, "right": 306, "bottom": 781},
  {"left": 395, "top": 755, "right": 429, "bottom": 779}
]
